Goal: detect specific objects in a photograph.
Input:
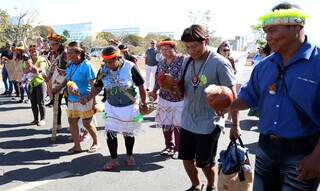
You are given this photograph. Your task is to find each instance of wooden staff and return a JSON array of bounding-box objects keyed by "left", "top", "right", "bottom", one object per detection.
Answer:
[{"left": 51, "top": 92, "right": 59, "bottom": 142}]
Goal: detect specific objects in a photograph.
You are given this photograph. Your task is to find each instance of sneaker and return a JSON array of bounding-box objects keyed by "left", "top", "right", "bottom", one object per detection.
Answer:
[
  {"left": 30, "top": 120, "right": 38, "bottom": 125},
  {"left": 24, "top": 100, "right": 30, "bottom": 103},
  {"left": 185, "top": 184, "right": 204, "bottom": 191},
  {"left": 0, "top": 92, "right": 7, "bottom": 95},
  {"left": 205, "top": 186, "right": 216, "bottom": 191},
  {"left": 171, "top": 151, "right": 179, "bottom": 159},
  {"left": 45, "top": 100, "right": 53, "bottom": 107},
  {"left": 37, "top": 120, "right": 46, "bottom": 126}
]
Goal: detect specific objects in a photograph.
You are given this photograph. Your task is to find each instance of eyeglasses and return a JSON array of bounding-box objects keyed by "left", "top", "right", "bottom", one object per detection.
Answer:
[{"left": 223, "top": 49, "right": 230, "bottom": 52}]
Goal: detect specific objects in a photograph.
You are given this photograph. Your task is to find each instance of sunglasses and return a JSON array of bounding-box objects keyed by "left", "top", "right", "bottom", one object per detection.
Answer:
[{"left": 223, "top": 49, "right": 230, "bottom": 52}]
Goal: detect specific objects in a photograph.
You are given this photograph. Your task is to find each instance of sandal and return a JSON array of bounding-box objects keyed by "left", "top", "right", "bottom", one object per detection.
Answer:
[
  {"left": 102, "top": 161, "right": 120, "bottom": 171},
  {"left": 160, "top": 148, "right": 171, "bottom": 156},
  {"left": 126, "top": 156, "right": 136, "bottom": 166},
  {"left": 171, "top": 151, "right": 179, "bottom": 159},
  {"left": 67, "top": 147, "right": 84, "bottom": 154},
  {"left": 88, "top": 144, "right": 100, "bottom": 153}
]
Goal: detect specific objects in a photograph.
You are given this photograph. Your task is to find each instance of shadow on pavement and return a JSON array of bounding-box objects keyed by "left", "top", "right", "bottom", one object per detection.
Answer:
[
  {"left": 0, "top": 135, "right": 72, "bottom": 149},
  {"left": 102, "top": 152, "right": 167, "bottom": 173},
  {"left": 240, "top": 119, "right": 259, "bottom": 131},
  {"left": 225, "top": 119, "right": 259, "bottom": 132},
  {"left": 0, "top": 128, "right": 51, "bottom": 138},
  {"left": 143, "top": 116, "right": 155, "bottom": 122},
  {"left": 0, "top": 152, "right": 166, "bottom": 185},
  {"left": 0, "top": 106, "right": 30, "bottom": 112},
  {"left": 0, "top": 149, "right": 66, "bottom": 166},
  {"left": 244, "top": 142, "right": 259, "bottom": 155},
  {"left": 0, "top": 123, "right": 32, "bottom": 128}
]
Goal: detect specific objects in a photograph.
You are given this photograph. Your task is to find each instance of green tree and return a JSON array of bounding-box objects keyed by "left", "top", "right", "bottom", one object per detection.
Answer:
[
  {"left": 122, "top": 34, "right": 144, "bottom": 47},
  {"left": 0, "top": 9, "right": 10, "bottom": 47},
  {"left": 2, "top": 9, "right": 38, "bottom": 45},
  {"left": 33, "top": 25, "right": 54, "bottom": 38},
  {"left": 209, "top": 36, "right": 222, "bottom": 48},
  {"left": 96, "top": 32, "right": 116, "bottom": 41},
  {"left": 62, "top": 30, "right": 70, "bottom": 38},
  {"left": 250, "top": 24, "right": 265, "bottom": 42}
]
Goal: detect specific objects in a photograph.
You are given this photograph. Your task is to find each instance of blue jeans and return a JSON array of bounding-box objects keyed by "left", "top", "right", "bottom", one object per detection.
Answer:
[
  {"left": 1, "top": 66, "right": 12, "bottom": 93},
  {"left": 253, "top": 134, "right": 319, "bottom": 191}
]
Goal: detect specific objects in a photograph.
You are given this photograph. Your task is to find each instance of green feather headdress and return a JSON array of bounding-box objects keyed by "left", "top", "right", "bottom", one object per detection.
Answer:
[{"left": 259, "top": 8, "right": 309, "bottom": 27}]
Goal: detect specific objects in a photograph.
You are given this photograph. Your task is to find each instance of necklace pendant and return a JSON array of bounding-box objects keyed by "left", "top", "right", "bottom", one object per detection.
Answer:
[
  {"left": 192, "top": 76, "right": 199, "bottom": 86},
  {"left": 269, "top": 83, "right": 277, "bottom": 95}
]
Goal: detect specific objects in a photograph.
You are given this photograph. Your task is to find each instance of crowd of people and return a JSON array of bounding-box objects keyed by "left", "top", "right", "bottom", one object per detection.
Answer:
[{"left": 0, "top": 2, "right": 319, "bottom": 191}]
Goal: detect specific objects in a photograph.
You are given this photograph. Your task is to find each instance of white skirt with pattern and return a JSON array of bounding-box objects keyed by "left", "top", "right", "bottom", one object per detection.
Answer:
[
  {"left": 104, "top": 102, "right": 143, "bottom": 136},
  {"left": 155, "top": 97, "right": 184, "bottom": 129}
]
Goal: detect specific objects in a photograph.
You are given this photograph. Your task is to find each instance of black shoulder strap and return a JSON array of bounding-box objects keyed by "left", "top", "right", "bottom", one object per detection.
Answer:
[
  {"left": 275, "top": 63, "right": 319, "bottom": 131},
  {"left": 181, "top": 57, "right": 193, "bottom": 81}
]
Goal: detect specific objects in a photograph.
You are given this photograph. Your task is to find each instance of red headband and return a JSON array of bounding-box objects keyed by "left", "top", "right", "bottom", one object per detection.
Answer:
[
  {"left": 159, "top": 41, "right": 177, "bottom": 46},
  {"left": 101, "top": 50, "right": 121, "bottom": 61}
]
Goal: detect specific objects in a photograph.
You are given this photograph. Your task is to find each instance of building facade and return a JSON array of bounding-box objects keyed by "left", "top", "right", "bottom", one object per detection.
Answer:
[{"left": 53, "top": 22, "right": 93, "bottom": 42}]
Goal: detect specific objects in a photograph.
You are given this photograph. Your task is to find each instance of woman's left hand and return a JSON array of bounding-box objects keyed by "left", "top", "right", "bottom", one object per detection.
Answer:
[{"left": 80, "top": 96, "right": 89, "bottom": 105}]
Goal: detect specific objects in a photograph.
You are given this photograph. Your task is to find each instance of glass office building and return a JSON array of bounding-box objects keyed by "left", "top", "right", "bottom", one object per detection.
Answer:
[{"left": 53, "top": 22, "right": 93, "bottom": 42}]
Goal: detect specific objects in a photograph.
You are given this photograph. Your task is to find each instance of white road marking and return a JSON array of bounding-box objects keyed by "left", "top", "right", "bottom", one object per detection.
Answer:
[{"left": 5, "top": 171, "right": 72, "bottom": 191}]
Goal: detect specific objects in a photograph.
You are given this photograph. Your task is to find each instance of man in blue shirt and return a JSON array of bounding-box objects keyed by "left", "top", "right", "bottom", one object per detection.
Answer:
[{"left": 229, "top": 3, "right": 320, "bottom": 191}]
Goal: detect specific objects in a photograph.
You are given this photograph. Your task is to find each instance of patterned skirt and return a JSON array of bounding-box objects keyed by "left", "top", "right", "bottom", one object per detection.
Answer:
[
  {"left": 104, "top": 102, "right": 143, "bottom": 137},
  {"left": 67, "top": 99, "right": 95, "bottom": 119},
  {"left": 155, "top": 97, "right": 184, "bottom": 130}
]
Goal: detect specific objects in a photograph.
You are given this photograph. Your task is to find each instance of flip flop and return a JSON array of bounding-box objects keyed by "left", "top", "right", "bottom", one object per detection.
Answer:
[
  {"left": 171, "top": 151, "right": 179, "bottom": 160},
  {"left": 67, "top": 147, "right": 84, "bottom": 154},
  {"left": 102, "top": 161, "right": 120, "bottom": 171},
  {"left": 88, "top": 144, "right": 100, "bottom": 153},
  {"left": 160, "top": 148, "right": 171, "bottom": 156},
  {"left": 126, "top": 157, "right": 136, "bottom": 166}
]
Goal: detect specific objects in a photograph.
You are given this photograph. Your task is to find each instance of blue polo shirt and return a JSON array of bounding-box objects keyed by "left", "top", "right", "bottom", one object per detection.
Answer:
[{"left": 239, "top": 37, "right": 320, "bottom": 138}]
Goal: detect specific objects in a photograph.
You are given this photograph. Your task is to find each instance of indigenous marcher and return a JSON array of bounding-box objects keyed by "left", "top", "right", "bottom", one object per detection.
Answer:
[
  {"left": 46, "top": 32, "right": 68, "bottom": 138},
  {"left": 19, "top": 53, "right": 33, "bottom": 103},
  {"left": 251, "top": 42, "right": 271, "bottom": 67},
  {"left": 108, "top": 39, "right": 120, "bottom": 47},
  {"left": 217, "top": 41, "right": 236, "bottom": 74},
  {"left": 149, "top": 38, "right": 185, "bottom": 159},
  {"left": 52, "top": 41, "right": 99, "bottom": 154},
  {"left": 229, "top": 3, "right": 320, "bottom": 191},
  {"left": 178, "top": 25, "right": 238, "bottom": 191},
  {"left": 28, "top": 44, "right": 49, "bottom": 126},
  {"left": 144, "top": 40, "right": 158, "bottom": 91},
  {"left": 118, "top": 44, "right": 138, "bottom": 64},
  {"left": 247, "top": 43, "right": 271, "bottom": 117},
  {"left": 11, "top": 46, "right": 26, "bottom": 100},
  {"left": 80, "top": 46, "right": 148, "bottom": 171},
  {"left": 0, "top": 42, "right": 13, "bottom": 95}
]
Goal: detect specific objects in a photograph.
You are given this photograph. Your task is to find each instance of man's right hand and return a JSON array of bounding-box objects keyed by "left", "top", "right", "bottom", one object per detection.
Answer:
[
  {"left": 229, "top": 125, "right": 241, "bottom": 140},
  {"left": 148, "top": 91, "right": 157, "bottom": 101}
]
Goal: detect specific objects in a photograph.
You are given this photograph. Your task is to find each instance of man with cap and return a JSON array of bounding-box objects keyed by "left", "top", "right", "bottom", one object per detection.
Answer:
[
  {"left": 229, "top": 3, "right": 320, "bottom": 190},
  {"left": 118, "top": 44, "right": 138, "bottom": 64}
]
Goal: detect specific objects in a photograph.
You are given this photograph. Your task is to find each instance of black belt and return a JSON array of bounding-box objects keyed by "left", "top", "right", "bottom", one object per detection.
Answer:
[
  {"left": 260, "top": 133, "right": 319, "bottom": 143},
  {"left": 259, "top": 133, "right": 320, "bottom": 155}
]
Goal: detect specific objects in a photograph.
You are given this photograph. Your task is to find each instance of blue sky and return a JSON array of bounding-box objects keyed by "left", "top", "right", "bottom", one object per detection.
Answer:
[{"left": 1, "top": 0, "right": 319, "bottom": 43}]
